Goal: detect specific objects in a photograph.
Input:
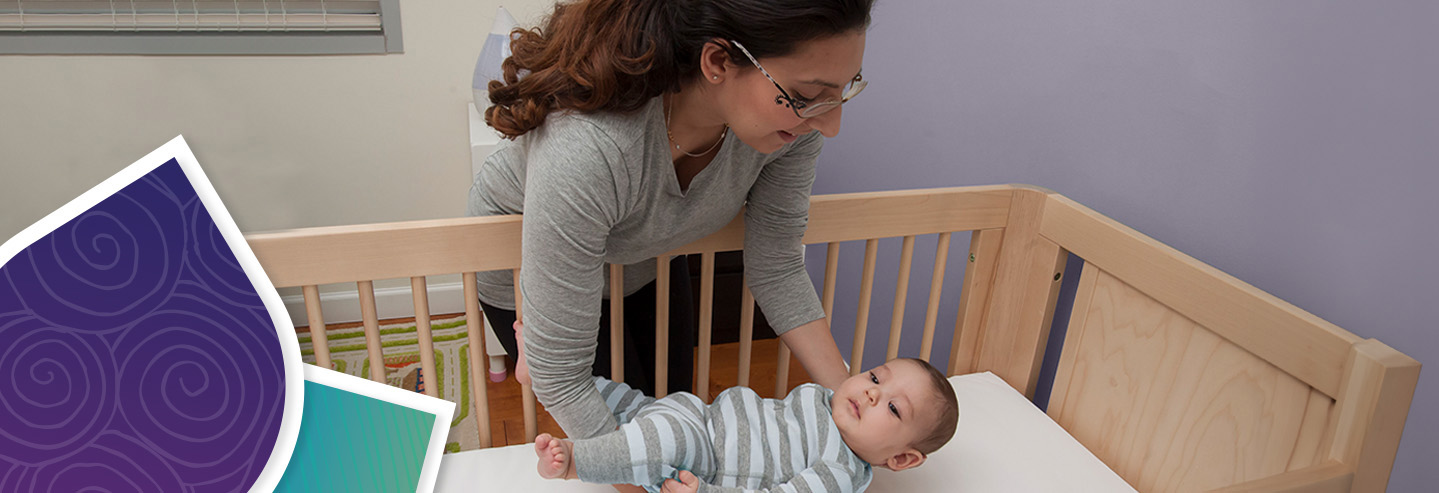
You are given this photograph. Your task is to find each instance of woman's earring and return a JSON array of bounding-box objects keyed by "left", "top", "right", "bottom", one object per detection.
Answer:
[{"left": 712, "top": 75, "right": 719, "bottom": 80}]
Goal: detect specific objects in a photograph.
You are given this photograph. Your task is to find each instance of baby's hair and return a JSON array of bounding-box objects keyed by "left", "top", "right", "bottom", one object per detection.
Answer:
[{"left": 896, "top": 358, "right": 959, "bottom": 456}]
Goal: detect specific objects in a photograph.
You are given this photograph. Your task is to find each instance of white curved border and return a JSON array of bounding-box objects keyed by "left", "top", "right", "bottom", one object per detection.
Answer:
[{"left": 0, "top": 135, "right": 306, "bottom": 492}]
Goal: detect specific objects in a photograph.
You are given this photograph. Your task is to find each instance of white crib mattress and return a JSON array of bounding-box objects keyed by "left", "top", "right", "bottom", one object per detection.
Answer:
[{"left": 432, "top": 371, "right": 1136, "bottom": 492}]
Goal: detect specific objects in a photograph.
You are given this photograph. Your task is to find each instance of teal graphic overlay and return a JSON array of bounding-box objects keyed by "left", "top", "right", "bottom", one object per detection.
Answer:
[{"left": 276, "top": 380, "right": 436, "bottom": 492}]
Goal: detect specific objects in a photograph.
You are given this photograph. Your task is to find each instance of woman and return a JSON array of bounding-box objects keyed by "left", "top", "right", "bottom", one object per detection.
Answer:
[{"left": 468, "top": 0, "right": 873, "bottom": 442}]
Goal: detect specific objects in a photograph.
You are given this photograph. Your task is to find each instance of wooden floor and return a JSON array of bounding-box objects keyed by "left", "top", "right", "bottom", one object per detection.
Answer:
[{"left": 299, "top": 315, "right": 812, "bottom": 448}]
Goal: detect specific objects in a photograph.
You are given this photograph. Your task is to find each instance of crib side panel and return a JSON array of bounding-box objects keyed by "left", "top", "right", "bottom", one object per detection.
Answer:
[
  {"left": 1208, "top": 461, "right": 1353, "bottom": 493},
  {"left": 1036, "top": 193, "right": 1359, "bottom": 398},
  {"left": 1032, "top": 191, "right": 1426, "bottom": 490},
  {"left": 1048, "top": 266, "right": 1332, "bottom": 492}
]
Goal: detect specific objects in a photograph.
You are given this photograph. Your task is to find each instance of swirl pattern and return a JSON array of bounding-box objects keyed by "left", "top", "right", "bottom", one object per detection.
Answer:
[
  {"left": 184, "top": 202, "right": 263, "bottom": 308},
  {"left": 0, "top": 158, "right": 287, "bottom": 492},
  {"left": 0, "top": 317, "right": 114, "bottom": 465},
  {"left": 113, "top": 286, "right": 283, "bottom": 479},
  {"left": 5, "top": 432, "right": 184, "bottom": 493},
  {"left": 5, "top": 172, "right": 185, "bottom": 335}
]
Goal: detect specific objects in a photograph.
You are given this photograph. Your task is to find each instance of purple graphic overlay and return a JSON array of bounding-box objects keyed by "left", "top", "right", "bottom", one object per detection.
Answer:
[{"left": 0, "top": 159, "right": 285, "bottom": 492}]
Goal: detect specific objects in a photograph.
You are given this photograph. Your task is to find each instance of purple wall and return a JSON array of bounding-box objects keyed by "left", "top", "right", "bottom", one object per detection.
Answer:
[{"left": 809, "top": 1, "right": 1437, "bottom": 489}]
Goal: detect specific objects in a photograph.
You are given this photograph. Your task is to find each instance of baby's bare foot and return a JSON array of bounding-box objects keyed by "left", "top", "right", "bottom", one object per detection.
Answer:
[
  {"left": 514, "top": 320, "right": 532, "bottom": 386},
  {"left": 535, "top": 433, "right": 573, "bottom": 479}
]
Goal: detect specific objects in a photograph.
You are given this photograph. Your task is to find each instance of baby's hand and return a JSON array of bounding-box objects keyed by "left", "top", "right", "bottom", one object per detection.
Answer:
[{"left": 660, "top": 470, "right": 699, "bottom": 493}]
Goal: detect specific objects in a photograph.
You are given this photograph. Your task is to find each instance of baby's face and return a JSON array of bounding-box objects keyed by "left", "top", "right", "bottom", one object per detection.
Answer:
[{"left": 830, "top": 359, "right": 936, "bottom": 469}]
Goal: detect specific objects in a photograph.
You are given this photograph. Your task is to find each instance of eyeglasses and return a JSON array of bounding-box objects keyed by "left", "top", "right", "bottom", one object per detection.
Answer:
[{"left": 731, "top": 40, "right": 867, "bottom": 119}]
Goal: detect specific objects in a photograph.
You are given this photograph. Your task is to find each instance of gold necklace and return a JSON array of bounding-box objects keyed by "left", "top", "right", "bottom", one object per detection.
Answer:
[{"left": 665, "top": 94, "right": 727, "bottom": 158}]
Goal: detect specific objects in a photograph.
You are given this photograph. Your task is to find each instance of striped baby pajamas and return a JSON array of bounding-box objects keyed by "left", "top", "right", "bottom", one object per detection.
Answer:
[{"left": 572, "top": 377, "right": 872, "bottom": 493}]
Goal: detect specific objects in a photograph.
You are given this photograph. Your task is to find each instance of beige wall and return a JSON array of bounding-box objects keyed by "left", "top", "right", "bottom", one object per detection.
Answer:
[{"left": 0, "top": 0, "right": 558, "bottom": 241}]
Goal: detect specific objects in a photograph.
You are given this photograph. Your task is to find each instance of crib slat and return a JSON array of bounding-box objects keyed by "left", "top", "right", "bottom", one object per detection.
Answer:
[
  {"left": 302, "top": 285, "right": 331, "bottom": 369},
  {"left": 462, "top": 272, "right": 492, "bottom": 449},
  {"left": 850, "top": 239, "right": 879, "bottom": 375},
  {"left": 919, "top": 232, "right": 952, "bottom": 362},
  {"left": 774, "top": 341, "right": 792, "bottom": 398},
  {"left": 515, "top": 268, "right": 536, "bottom": 443},
  {"left": 410, "top": 277, "right": 440, "bottom": 399},
  {"left": 950, "top": 229, "right": 1004, "bottom": 376},
  {"left": 822, "top": 242, "right": 840, "bottom": 326},
  {"left": 610, "top": 264, "right": 624, "bottom": 383},
  {"left": 886, "top": 235, "right": 917, "bottom": 361},
  {"left": 655, "top": 257, "right": 670, "bottom": 398},
  {"left": 737, "top": 284, "right": 755, "bottom": 388},
  {"left": 357, "top": 280, "right": 386, "bottom": 383},
  {"left": 697, "top": 253, "right": 715, "bottom": 402}
]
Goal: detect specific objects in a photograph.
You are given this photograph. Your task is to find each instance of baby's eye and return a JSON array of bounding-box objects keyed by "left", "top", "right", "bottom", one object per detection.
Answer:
[
  {"left": 869, "top": 372, "right": 878, "bottom": 384},
  {"left": 889, "top": 403, "right": 900, "bottom": 418}
]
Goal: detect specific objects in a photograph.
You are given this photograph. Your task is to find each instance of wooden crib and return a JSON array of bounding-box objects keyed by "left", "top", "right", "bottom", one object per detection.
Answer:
[{"left": 246, "top": 185, "right": 1418, "bottom": 492}]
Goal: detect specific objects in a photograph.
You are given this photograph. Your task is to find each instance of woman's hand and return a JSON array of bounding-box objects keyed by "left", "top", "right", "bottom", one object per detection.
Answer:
[
  {"left": 660, "top": 470, "right": 700, "bottom": 493},
  {"left": 777, "top": 318, "right": 850, "bottom": 390}
]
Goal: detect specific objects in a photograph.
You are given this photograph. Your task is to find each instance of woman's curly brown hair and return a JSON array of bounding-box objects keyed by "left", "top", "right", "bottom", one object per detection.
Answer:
[{"left": 485, "top": 0, "right": 875, "bottom": 139}]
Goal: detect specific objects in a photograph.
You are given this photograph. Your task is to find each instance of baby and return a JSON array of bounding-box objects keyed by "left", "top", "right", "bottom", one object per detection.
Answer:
[{"left": 532, "top": 357, "right": 960, "bottom": 493}]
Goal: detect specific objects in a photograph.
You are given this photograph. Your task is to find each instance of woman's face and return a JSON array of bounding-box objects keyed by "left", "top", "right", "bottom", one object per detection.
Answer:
[{"left": 721, "top": 31, "right": 867, "bottom": 154}]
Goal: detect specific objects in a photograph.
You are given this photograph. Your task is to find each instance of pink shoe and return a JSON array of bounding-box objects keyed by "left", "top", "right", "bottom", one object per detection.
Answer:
[{"left": 489, "top": 355, "right": 508, "bottom": 383}]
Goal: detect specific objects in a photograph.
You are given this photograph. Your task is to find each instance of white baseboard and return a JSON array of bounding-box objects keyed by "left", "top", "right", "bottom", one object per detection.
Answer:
[
  {"left": 282, "top": 280, "right": 508, "bottom": 358},
  {"left": 282, "top": 280, "right": 469, "bottom": 325}
]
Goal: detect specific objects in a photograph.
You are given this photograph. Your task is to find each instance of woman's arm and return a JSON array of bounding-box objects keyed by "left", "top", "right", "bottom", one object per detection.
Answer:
[
  {"left": 518, "top": 118, "right": 632, "bottom": 439},
  {"left": 741, "top": 131, "right": 847, "bottom": 390},
  {"left": 778, "top": 318, "right": 849, "bottom": 390}
]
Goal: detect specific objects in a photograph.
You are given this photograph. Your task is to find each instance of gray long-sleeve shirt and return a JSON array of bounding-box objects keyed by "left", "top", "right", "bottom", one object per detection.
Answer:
[{"left": 466, "top": 96, "right": 827, "bottom": 439}]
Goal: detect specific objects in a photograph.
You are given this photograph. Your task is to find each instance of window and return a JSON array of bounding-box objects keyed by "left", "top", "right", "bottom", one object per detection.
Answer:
[{"left": 0, "top": 1, "right": 402, "bottom": 55}]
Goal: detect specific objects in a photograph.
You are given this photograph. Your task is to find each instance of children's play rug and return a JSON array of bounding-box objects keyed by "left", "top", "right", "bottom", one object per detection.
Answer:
[{"left": 298, "top": 315, "right": 485, "bottom": 453}]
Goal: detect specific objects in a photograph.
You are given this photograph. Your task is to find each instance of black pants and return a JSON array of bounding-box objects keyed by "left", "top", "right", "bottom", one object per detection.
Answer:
[{"left": 479, "top": 256, "right": 696, "bottom": 398}]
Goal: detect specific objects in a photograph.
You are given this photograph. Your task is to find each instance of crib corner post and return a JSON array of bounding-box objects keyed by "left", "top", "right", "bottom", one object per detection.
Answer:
[
  {"left": 972, "top": 188, "right": 1068, "bottom": 398},
  {"left": 1327, "top": 339, "right": 1421, "bottom": 492}
]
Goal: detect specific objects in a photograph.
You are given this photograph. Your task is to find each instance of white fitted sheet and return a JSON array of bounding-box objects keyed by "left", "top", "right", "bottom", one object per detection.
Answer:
[{"left": 433, "top": 372, "right": 1136, "bottom": 492}]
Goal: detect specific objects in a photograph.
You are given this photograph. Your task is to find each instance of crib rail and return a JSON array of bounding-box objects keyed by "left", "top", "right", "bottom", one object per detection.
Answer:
[
  {"left": 247, "top": 215, "right": 523, "bottom": 288},
  {"left": 246, "top": 184, "right": 1418, "bottom": 493}
]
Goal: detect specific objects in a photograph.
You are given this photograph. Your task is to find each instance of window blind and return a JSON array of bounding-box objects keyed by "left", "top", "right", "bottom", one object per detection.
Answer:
[{"left": 0, "top": 1, "right": 382, "bottom": 32}]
